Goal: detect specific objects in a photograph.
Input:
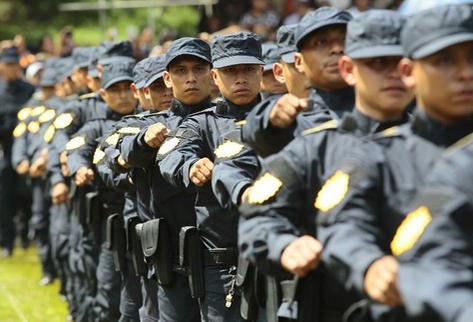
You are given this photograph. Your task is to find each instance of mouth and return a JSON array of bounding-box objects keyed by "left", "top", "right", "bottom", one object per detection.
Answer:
[
  {"left": 381, "top": 86, "right": 406, "bottom": 94},
  {"left": 234, "top": 88, "right": 250, "bottom": 95},
  {"left": 454, "top": 89, "right": 473, "bottom": 102},
  {"left": 185, "top": 87, "right": 199, "bottom": 93}
]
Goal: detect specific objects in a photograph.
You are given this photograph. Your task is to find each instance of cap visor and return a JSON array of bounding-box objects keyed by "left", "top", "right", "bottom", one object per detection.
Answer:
[
  {"left": 213, "top": 55, "right": 264, "bottom": 69},
  {"left": 88, "top": 69, "right": 99, "bottom": 78},
  {"left": 412, "top": 33, "right": 473, "bottom": 59},
  {"left": 144, "top": 71, "right": 165, "bottom": 87},
  {"left": 296, "top": 20, "right": 348, "bottom": 49},
  {"left": 40, "top": 81, "right": 56, "bottom": 87},
  {"left": 103, "top": 76, "right": 134, "bottom": 89},
  {"left": 166, "top": 53, "right": 211, "bottom": 68},
  {"left": 348, "top": 45, "right": 404, "bottom": 59},
  {"left": 98, "top": 56, "right": 136, "bottom": 65},
  {"left": 281, "top": 52, "right": 296, "bottom": 63}
]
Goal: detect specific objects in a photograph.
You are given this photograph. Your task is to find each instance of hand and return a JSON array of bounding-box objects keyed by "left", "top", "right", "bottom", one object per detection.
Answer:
[
  {"left": 29, "top": 157, "right": 47, "bottom": 177},
  {"left": 51, "top": 182, "right": 69, "bottom": 204},
  {"left": 75, "top": 167, "right": 94, "bottom": 186},
  {"left": 144, "top": 123, "right": 168, "bottom": 148},
  {"left": 239, "top": 186, "right": 251, "bottom": 205},
  {"left": 280, "top": 235, "right": 323, "bottom": 277},
  {"left": 60, "top": 151, "right": 69, "bottom": 177},
  {"left": 364, "top": 256, "right": 403, "bottom": 307},
  {"left": 269, "top": 94, "right": 308, "bottom": 129},
  {"left": 117, "top": 155, "right": 129, "bottom": 169},
  {"left": 16, "top": 160, "right": 30, "bottom": 175},
  {"left": 189, "top": 158, "right": 214, "bottom": 187}
]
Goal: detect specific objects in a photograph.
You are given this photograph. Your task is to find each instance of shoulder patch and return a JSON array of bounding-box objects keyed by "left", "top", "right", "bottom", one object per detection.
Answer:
[
  {"left": 118, "top": 127, "right": 141, "bottom": 135},
  {"left": 105, "top": 133, "right": 120, "bottom": 146},
  {"left": 93, "top": 148, "right": 106, "bottom": 165},
  {"left": 390, "top": 206, "right": 432, "bottom": 256},
  {"left": 158, "top": 137, "right": 181, "bottom": 156},
  {"left": 214, "top": 141, "right": 245, "bottom": 159},
  {"left": 66, "top": 136, "right": 86, "bottom": 151},
  {"left": 235, "top": 120, "right": 246, "bottom": 127},
  {"left": 302, "top": 119, "right": 338, "bottom": 136},
  {"left": 17, "top": 107, "right": 32, "bottom": 121},
  {"left": 315, "top": 171, "right": 350, "bottom": 212},
  {"left": 13, "top": 122, "right": 27, "bottom": 138},
  {"left": 28, "top": 121, "right": 40, "bottom": 133},
  {"left": 39, "top": 109, "right": 56, "bottom": 123},
  {"left": 79, "top": 92, "right": 96, "bottom": 100},
  {"left": 43, "top": 125, "right": 56, "bottom": 143},
  {"left": 54, "top": 113, "right": 74, "bottom": 129},
  {"left": 31, "top": 105, "right": 46, "bottom": 117},
  {"left": 247, "top": 173, "right": 283, "bottom": 205},
  {"left": 446, "top": 131, "right": 473, "bottom": 153},
  {"left": 381, "top": 126, "right": 400, "bottom": 137}
]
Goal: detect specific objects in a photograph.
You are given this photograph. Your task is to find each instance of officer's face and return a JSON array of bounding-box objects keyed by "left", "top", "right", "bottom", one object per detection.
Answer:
[
  {"left": 280, "top": 62, "right": 311, "bottom": 98},
  {"left": 212, "top": 64, "right": 263, "bottom": 105},
  {"left": 71, "top": 67, "right": 88, "bottom": 90},
  {"left": 0, "top": 62, "right": 20, "bottom": 82},
  {"left": 295, "top": 25, "right": 348, "bottom": 91},
  {"left": 342, "top": 56, "right": 412, "bottom": 120},
  {"left": 131, "top": 83, "right": 152, "bottom": 109},
  {"left": 63, "top": 77, "right": 76, "bottom": 96},
  {"left": 100, "top": 81, "right": 137, "bottom": 115},
  {"left": 87, "top": 76, "right": 101, "bottom": 92},
  {"left": 261, "top": 69, "right": 287, "bottom": 95},
  {"left": 145, "top": 78, "right": 173, "bottom": 111},
  {"left": 164, "top": 56, "right": 211, "bottom": 105},
  {"left": 401, "top": 41, "right": 473, "bottom": 123}
]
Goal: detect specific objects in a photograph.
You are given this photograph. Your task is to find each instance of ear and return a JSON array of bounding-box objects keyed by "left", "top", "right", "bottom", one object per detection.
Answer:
[
  {"left": 273, "top": 62, "right": 285, "bottom": 84},
  {"left": 338, "top": 56, "right": 356, "bottom": 86},
  {"left": 130, "top": 83, "right": 140, "bottom": 99},
  {"left": 99, "top": 88, "right": 107, "bottom": 101},
  {"left": 163, "top": 71, "right": 173, "bottom": 89},
  {"left": 210, "top": 69, "right": 218, "bottom": 82},
  {"left": 399, "top": 58, "right": 416, "bottom": 89},
  {"left": 143, "top": 87, "right": 151, "bottom": 100},
  {"left": 294, "top": 52, "right": 304, "bottom": 74}
]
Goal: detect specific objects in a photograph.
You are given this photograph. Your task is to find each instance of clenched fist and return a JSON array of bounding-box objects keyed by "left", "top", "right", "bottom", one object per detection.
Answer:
[
  {"left": 269, "top": 94, "right": 308, "bottom": 129},
  {"left": 51, "top": 182, "right": 69, "bottom": 205},
  {"left": 189, "top": 158, "right": 214, "bottom": 187},
  {"left": 280, "top": 235, "right": 323, "bottom": 277},
  {"left": 75, "top": 167, "right": 94, "bottom": 187},
  {"left": 364, "top": 256, "right": 402, "bottom": 307},
  {"left": 144, "top": 123, "right": 168, "bottom": 148},
  {"left": 16, "top": 160, "right": 30, "bottom": 175}
]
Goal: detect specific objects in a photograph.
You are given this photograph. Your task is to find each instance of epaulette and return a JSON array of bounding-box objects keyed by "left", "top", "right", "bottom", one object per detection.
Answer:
[
  {"left": 79, "top": 92, "right": 97, "bottom": 100},
  {"left": 446, "top": 131, "right": 473, "bottom": 154},
  {"left": 302, "top": 119, "right": 338, "bottom": 136},
  {"left": 187, "top": 106, "right": 216, "bottom": 117},
  {"left": 372, "top": 126, "right": 403, "bottom": 141}
]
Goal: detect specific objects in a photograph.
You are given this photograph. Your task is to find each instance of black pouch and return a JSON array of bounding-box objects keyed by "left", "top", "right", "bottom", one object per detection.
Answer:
[
  {"left": 179, "top": 226, "right": 205, "bottom": 299},
  {"left": 86, "top": 191, "right": 102, "bottom": 244},
  {"left": 126, "top": 216, "right": 147, "bottom": 277},
  {"left": 236, "top": 257, "right": 258, "bottom": 321},
  {"left": 106, "top": 213, "right": 126, "bottom": 272},
  {"left": 139, "top": 218, "right": 174, "bottom": 285}
]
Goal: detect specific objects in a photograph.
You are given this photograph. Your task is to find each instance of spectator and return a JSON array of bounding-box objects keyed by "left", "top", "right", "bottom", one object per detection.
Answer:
[
  {"left": 13, "top": 35, "right": 35, "bottom": 69},
  {"left": 348, "top": 0, "right": 373, "bottom": 16},
  {"left": 57, "top": 27, "right": 74, "bottom": 57},
  {"left": 240, "top": 0, "right": 280, "bottom": 40},
  {"left": 36, "top": 35, "right": 56, "bottom": 61},
  {"left": 284, "top": 0, "right": 314, "bottom": 25}
]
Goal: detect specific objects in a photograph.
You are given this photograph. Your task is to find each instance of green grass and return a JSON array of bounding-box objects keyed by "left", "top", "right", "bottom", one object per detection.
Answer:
[{"left": 0, "top": 247, "right": 68, "bottom": 322}]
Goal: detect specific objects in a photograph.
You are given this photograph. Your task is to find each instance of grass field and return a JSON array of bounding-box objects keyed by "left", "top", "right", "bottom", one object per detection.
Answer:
[{"left": 0, "top": 247, "right": 68, "bottom": 322}]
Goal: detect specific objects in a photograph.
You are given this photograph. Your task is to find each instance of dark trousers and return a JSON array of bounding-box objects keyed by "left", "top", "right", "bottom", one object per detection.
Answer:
[
  {"left": 119, "top": 258, "right": 143, "bottom": 322},
  {"left": 0, "top": 165, "right": 16, "bottom": 250},
  {"left": 158, "top": 273, "right": 200, "bottom": 322}
]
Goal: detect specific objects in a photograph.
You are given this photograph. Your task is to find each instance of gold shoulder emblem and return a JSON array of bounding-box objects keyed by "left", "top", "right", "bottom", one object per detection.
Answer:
[
  {"left": 105, "top": 133, "right": 120, "bottom": 146},
  {"left": 381, "top": 126, "right": 399, "bottom": 137},
  {"left": 28, "top": 121, "right": 40, "bottom": 133},
  {"left": 43, "top": 125, "right": 56, "bottom": 143},
  {"left": 17, "top": 107, "right": 32, "bottom": 121},
  {"left": 31, "top": 105, "right": 46, "bottom": 117},
  {"left": 391, "top": 206, "right": 432, "bottom": 256},
  {"left": 247, "top": 173, "right": 283, "bottom": 205},
  {"left": 314, "top": 171, "right": 350, "bottom": 212},
  {"left": 54, "top": 113, "right": 74, "bottom": 129},
  {"left": 235, "top": 120, "right": 246, "bottom": 126},
  {"left": 93, "top": 148, "right": 106, "bottom": 165},
  {"left": 118, "top": 127, "right": 141, "bottom": 135},
  {"left": 214, "top": 141, "right": 245, "bottom": 159},
  {"left": 302, "top": 119, "right": 338, "bottom": 136},
  {"left": 66, "top": 136, "right": 86, "bottom": 151},
  {"left": 39, "top": 109, "right": 56, "bottom": 123},
  {"left": 79, "top": 92, "right": 96, "bottom": 100},
  {"left": 158, "top": 137, "right": 180, "bottom": 155},
  {"left": 13, "top": 123, "right": 27, "bottom": 138}
]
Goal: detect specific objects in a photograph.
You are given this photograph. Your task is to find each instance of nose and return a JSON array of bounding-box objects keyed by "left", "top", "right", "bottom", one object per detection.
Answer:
[{"left": 330, "top": 39, "right": 344, "bottom": 56}]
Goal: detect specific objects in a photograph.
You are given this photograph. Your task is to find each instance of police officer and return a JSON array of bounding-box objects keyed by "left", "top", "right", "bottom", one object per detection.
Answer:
[
  {"left": 241, "top": 7, "right": 354, "bottom": 157},
  {"left": 67, "top": 60, "right": 137, "bottom": 322},
  {"left": 237, "top": 9, "right": 412, "bottom": 322},
  {"left": 0, "top": 46, "right": 35, "bottom": 257},
  {"left": 115, "top": 38, "right": 214, "bottom": 322},
  {"left": 318, "top": 4, "right": 473, "bottom": 321},
  {"left": 158, "top": 32, "right": 265, "bottom": 322},
  {"left": 260, "top": 43, "right": 287, "bottom": 99}
]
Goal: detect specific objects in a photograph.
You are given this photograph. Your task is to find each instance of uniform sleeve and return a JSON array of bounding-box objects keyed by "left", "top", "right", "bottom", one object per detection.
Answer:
[
  {"left": 11, "top": 123, "right": 28, "bottom": 168},
  {"left": 317, "top": 145, "right": 387, "bottom": 295},
  {"left": 396, "top": 191, "right": 473, "bottom": 322},
  {"left": 66, "top": 122, "right": 101, "bottom": 175},
  {"left": 120, "top": 128, "right": 156, "bottom": 168},
  {"left": 241, "top": 96, "right": 298, "bottom": 157},
  {"left": 158, "top": 117, "right": 205, "bottom": 189},
  {"left": 212, "top": 147, "right": 261, "bottom": 210},
  {"left": 237, "top": 137, "right": 311, "bottom": 276}
]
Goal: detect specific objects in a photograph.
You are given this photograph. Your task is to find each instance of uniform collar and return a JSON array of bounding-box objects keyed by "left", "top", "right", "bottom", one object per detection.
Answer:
[
  {"left": 311, "top": 86, "right": 355, "bottom": 118},
  {"left": 170, "top": 97, "right": 213, "bottom": 118},
  {"left": 340, "top": 108, "right": 410, "bottom": 135},
  {"left": 215, "top": 96, "right": 261, "bottom": 120}
]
